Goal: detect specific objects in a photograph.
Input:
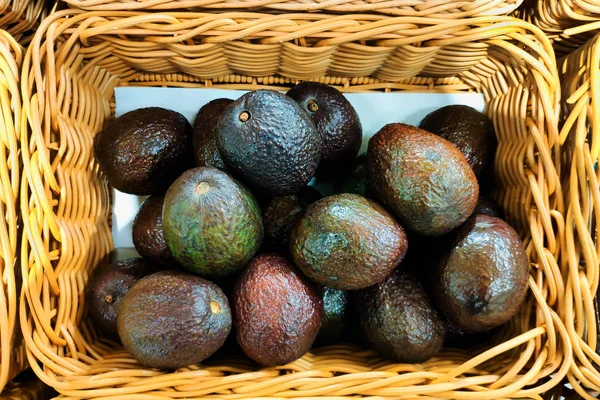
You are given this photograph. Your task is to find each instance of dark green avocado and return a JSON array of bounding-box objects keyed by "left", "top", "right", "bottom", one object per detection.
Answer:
[
  {"left": 216, "top": 90, "right": 321, "bottom": 196},
  {"left": 162, "top": 167, "right": 263, "bottom": 278},
  {"left": 286, "top": 82, "right": 362, "bottom": 177},
  {"left": 334, "top": 154, "right": 369, "bottom": 197},
  {"left": 192, "top": 98, "right": 233, "bottom": 169},
  {"left": 317, "top": 286, "right": 350, "bottom": 344},
  {"left": 132, "top": 193, "right": 176, "bottom": 267},
  {"left": 290, "top": 193, "right": 408, "bottom": 290},
  {"left": 94, "top": 107, "right": 193, "bottom": 195}
]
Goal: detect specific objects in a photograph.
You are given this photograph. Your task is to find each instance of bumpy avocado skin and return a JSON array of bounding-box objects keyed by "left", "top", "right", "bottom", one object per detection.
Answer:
[
  {"left": 317, "top": 286, "right": 350, "bottom": 343},
  {"left": 132, "top": 193, "right": 176, "bottom": 267},
  {"left": 263, "top": 186, "right": 322, "bottom": 253},
  {"left": 368, "top": 123, "right": 479, "bottom": 236},
  {"left": 233, "top": 253, "right": 322, "bottom": 366},
  {"left": 419, "top": 105, "right": 497, "bottom": 178},
  {"left": 216, "top": 90, "right": 321, "bottom": 196},
  {"left": 117, "top": 271, "right": 231, "bottom": 370},
  {"left": 162, "top": 167, "right": 263, "bottom": 278},
  {"left": 290, "top": 193, "right": 408, "bottom": 290},
  {"left": 94, "top": 107, "right": 193, "bottom": 195},
  {"left": 355, "top": 269, "right": 445, "bottom": 363},
  {"left": 192, "top": 98, "right": 233, "bottom": 169},
  {"left": 286, "top": 82, "right": 362, "bottom": 177},
  {"left": 430, "top": 214, "right": 529, "bottom": 332}
]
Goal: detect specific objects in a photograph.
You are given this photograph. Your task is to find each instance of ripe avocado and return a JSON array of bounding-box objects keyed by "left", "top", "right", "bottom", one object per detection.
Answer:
[
  {"left": 263, "top": 186, "right": 322, "bottom": 253},
  {"left": 419, "top": 105, "right": 497, "bottom": 178},
  {"left": 429, "top": 214, "right": 529, "bottom": 332},
  {"left": 216, "top": 90, "right": 321, "bottom": 196},
  {"left": 132, "top": 194, "right": 176, "bottom": 267},
  {"left": 94, "top": 107, "right": 193, "bottom": 195},
  {"left": 162, "top": 167, "right": 263, "bottom": 278},
  {"left": 317, "top": 287, "right": 350, "bottom": 344},
  {"left": 290, "top": 193, "right": 408, "bottom": 290},
  {"left": 355, "top": 269, "right": 445, "bottom": 363},
  {"left": 233, "top": 253, "right": 322, "bottom": 366},
  {"left": 474, "top": 196, "right": 505, "bottom": 219},
  {"left": 334, "top": 154, "right": 369, "bottom": 197},
  {"left": 192, "top": 98, "right": 233, "bottom": 169},
  {"left": 286, "top": 82, "right": 362, "bottom": 177},
  {"left": 368, "top": 123, "right": 479, "bottom": 236},
  {"left": 87, "top": 258, "right": 158, "bottom": 339},
  {"left": 117, "top": 270, "right": 231, "bottom": 370}
]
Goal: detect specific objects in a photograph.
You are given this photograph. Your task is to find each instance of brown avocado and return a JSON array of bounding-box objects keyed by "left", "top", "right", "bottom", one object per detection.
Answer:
[
  {"left": 132, "top": 193, "right": 176, "bottom": 267},
  {"left": 192, "top": 98, "right": 233, "bottom": 169}
]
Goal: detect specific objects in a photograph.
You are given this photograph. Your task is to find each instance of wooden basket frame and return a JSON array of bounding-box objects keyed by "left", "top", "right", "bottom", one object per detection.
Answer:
[
  {"left": 0, "top": 0, "right": 49, "bottom": 45},
  {"left": 0, "top": 29, "right": 26, "bottom": 394},
  {"left": 20, "top": 10, "right": 572, "bottom": 399}
]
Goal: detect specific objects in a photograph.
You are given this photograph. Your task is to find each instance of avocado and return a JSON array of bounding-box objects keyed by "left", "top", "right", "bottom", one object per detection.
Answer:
[
  {"left": 355, "top": 269, "right": 445, "bottom": 363},
  {"left": 419, "top": 105, "right": 496, "bottom": 178},
  {"left": 368, "top": 123, "right": 479, "bottom": 236},
  {"left": 233, "top": 253, "right": 322, "bottom": 366},
  {"left": 163, "top": 167, "right": 263, "bottom": 278},
  {"left": 216, "top": 90, "right": 321, "bottom": 196},
  {"left": 132, "top": 194, "right": 176, "bottom": 267},
  {"left": 290, "top": 193, "right": 408, "bottom": 290},
  {"left": 118, "top": 270, "right": 231, "bottom": 370},
  {"left": 286, "top": 82, "right": 362, "bottom": 177},
  {"left": 192, "top": 98, "right": 233, "bottom": 169},
  {"left": 87, "top": 258, "right": 158, "bottom": 338},
  {"left": 263, "top": 186, "right": 322, "bottom": 253},
  {"left": 474, "top": 196, "right": 505, "bottom": 219},
  {"left": 334, "top": 154, "right": 369, "bottom": 197},
  {"left": 94, "top": 107, "right": 193, "bottom": 195},
  {"left": 317, "top": 287, "right": 349, "bottom": 344},
  {"left": 429, "top": 214, "right": 529, "bottom": 332},
  {"left": 444, "top": 321, "right": 498, "bottom": 350}
]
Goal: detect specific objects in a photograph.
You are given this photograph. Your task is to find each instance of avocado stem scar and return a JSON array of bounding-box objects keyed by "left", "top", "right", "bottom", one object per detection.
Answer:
[
  {"left": 104, "top": 295, "right": 114, "bottom": 304},
  {"left": 239, "top": 111, "right": 250, "bottom": 122},
  {"left": 307, "top": 100, "right": 319, "bottom": 112},
  {"left": 210, "top": 301, "right": 221, "bottom": 314},
  {"left": 196, "top": 182, "right": 210, "bottom": 195}
]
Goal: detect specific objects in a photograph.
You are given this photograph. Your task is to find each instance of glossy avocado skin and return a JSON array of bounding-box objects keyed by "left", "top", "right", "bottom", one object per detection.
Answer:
[
  {"left": 355, "top": 269, "right": 445, "bottom": 363},
  {"left": 132, "top": 193, "right": 176, "bottom": 267},
  {"left": 216, "top": 90, "right": 321, "bottom": 196},
  {"left": 290, "top": 193, "right": 408, "bottom": 290},
  {"left": 118, "top": 271, "right": 231, "bottom": 370},
  {"left": 162, "top": 167, "right": 263, "bottom": 278},
  {"left": 334, "top": 154, "right": 369, "bottom": 197},
  {"left": 94, "top": 107, "right": 193, "bottom": 195},
  {"left": 286, "top": 82, "right": 362, "bottom": 177},
  {"left": 419, "top": 105, "right": 497, "bottom": 178},
  {"left": 87, "top": 258, "right": 159, "bottom": 339},
  {"left": 263, "top": 186, "right": 322, "bottom": 253},
  {"left": 473, "top": 196, "right": 505, "bottom": 220},
  {"left": 368, "top": 123, "right": 479, "bottom": 236},
  {"left": 317, "top": 287, "right": 349, "bottom": 343},
  {"left": 233, "top": 253, "right": 322, "bottom": 366},
  {"left": 430, "top": 214, "right": 529, "bottom": 332},
  {"left": 192, "top": 98, "right": 233, "bottom": 169}
]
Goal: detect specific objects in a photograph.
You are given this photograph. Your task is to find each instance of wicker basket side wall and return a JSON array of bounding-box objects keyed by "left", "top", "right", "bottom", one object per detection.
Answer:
[
  {"left": 19, "top": 11, "right": 571, "bottom": 398},
  {"left": 0, "top": 29, "right": 25, "bottom": 393}
]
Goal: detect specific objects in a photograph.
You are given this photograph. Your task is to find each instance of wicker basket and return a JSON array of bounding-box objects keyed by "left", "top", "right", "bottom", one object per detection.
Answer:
[
  {"left": 0, "top": 0, "right": 49, "bottom": 45},
  {"left": 60, "top": 0, "right": 524, "bottom": 17},
  {"left": 0, "top": 29, "right": 27, "bottom": 394},
  {"left": 20, "top": 10, "right": 570, "bottom": 399},
  {"left": 557, "top": 32, "right": 600, "bottom": 400}
]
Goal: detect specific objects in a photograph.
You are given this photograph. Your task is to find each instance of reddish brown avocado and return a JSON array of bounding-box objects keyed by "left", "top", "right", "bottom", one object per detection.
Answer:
[
  {"left": 192, "top": 98, "right": 233, "bottom": 169},
  {"left": 290, "top": 193, "right": 408, "bottom": 290},
  {"left": 162, "top": 167, "right": 263, "bottom": 278},
  {"left": 93, "top": 107, "right": 193, "bottom": 195},
  {"left": 117, "top": 270, "right": 231, "bottom": 370},
  {"left": 132, "top": 193, "right": 176, "bottom": 267},
  {"left": 286, "top": 82, "right": 362, "bottom": 177},
  {"left": 355, "top": 269, "right": 445, "bottom": 363},
  {"left": 233, "top": 253, "right": 322, "bottom": 366},
  {"left": 429, "top": 214, "right": 529, "bottom": 332},
  {"left": 86, "top": 258, "right": 159, "bottom": 339},
  {"left": 368, "top": 123, "right": 479, "bottom": 236}
]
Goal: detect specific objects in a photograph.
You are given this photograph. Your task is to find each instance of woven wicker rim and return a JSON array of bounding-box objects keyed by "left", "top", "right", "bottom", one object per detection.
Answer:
[{"left": 19, "top": 10, "right": 572, "bottom": 399}]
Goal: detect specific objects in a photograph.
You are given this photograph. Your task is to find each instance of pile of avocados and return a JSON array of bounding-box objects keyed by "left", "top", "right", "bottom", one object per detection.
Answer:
[{"left": 89, "top": 82, "right": 530, "bottom": 370}]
